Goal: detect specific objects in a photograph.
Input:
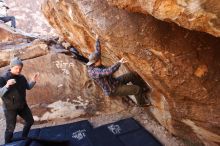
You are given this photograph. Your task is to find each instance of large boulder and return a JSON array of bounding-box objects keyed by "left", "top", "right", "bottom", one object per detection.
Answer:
[
  {"left": 5, "top": 0, "right": 55, "bottom": 35},
  {"left": 0, "top": 23, "right": 30, "bottom": 43},
  {"left": 18, "top": 53, "right": 125, "bottom": 122},
  {"left": 0, "top": 23, "right": 47, "bottom": 67},
  {"left": 0, "top": 25, "right": 126, "bottom": 123},
  {"left": 107, "top": 0, "right": 220, "bottom": 37},
  {"left": 42, "top": 0, "right": 220, "bottom": 145}
]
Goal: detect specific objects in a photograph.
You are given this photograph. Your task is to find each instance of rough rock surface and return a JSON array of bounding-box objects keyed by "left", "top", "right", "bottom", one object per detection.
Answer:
[
  {"left": 4, "top": 0, "right": 55, "bottom": 35},
  {"left": 0, "top": 23, "right": 32, "bottom": 43},
  {"left": 107, "top": 0, "right": 220, "bottom": 38},
  {"left": 0, "top": 24, "right": 126, "bottom": 123},
  {"left": 42, "top": 0, "right": 220, "bottom": 145}
]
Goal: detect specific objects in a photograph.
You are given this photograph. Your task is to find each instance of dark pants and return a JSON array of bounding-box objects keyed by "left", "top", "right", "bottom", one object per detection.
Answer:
[
  {"left": 4, "top": 104, "right": 34, "bottom": 144},
  {"left": 110, "top": 72, "right": 147, "bottom": 106},
  {"left": 0, "top": 16, "right": 16, "bottom": 28}
]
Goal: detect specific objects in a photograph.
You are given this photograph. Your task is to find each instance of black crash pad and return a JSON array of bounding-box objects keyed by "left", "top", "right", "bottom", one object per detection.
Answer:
[
  {"left": 13, "top": 128, "right": 41, "bottom": 140},
  {"left": 28, "top": 140, "right": 69, "bottom": 146},
  {"left": 2, "top": 120, "right": 93, "bottom": 146},
  {"left": 36, "top": 120, "right": 93, "bottom": 146},
  {"left": 38, "top": 124, "right": 67, "bottom": 141},
  {"left": 2, "top": 118, "right": 162, "bottom": 146},
  {"left": 88, "top": 118, "right": 140, "bottom": 146},
  {"left": 3, "top": 139, "right": 31, "bottom": 146},
  {"left": 103, "top": 118, "right": 141, "bottom": 135},
  {"left": 89, "top": 125, "right": 124, "bottom": 146},
  {"left": 89, "top": 118, "right": 162, "bottom": 146},
  {"left": 66, "top": 120, "right": 93, "bottom": 146}
]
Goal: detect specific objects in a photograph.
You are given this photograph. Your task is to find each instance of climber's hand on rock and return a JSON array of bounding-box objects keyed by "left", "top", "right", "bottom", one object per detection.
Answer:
[
  {"left": 119, "top": 58, "right": 127, "bottom": 64},
  {"left": 95, "top": 34, "right": 99, "bottom": 40}
]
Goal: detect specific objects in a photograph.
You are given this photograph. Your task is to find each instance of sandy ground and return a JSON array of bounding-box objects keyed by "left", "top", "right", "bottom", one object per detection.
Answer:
[{"left": 0, "top": 106, "right": 187, "bottom": 146}]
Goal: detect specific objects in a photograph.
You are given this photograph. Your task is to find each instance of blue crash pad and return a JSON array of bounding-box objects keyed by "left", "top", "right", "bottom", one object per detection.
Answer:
[
  {"left": 3, "top": 139, "right": 31, "bottom": 146},
  {"left": 102, "top": 118, "right": 141, "bottom": 135},
  {"left": 88, "top": 118, "right": 140, "bottom": 146},
  {"left": 3, "top": 118, "right": 162, "bottom": 146},
  {"left": 13, "top": 128, "right": 41, "bottom": 140},
  {"left": 89, "top": 125, "right": 124, "bottom": 146},
  {"left": 29, "top": 140, "right": 69, "bottom": 146},
  {"left": 3, "top": 120, "right": 93, "bottom": 146},
  {"left": 29, "top": 141, "right": 42, "bottom": 146},
  {"left": 38, "top": 124, "right": 67, "bottom": 141},
  {"left": 66, "top": 120, "right": 93, "bottom": 146},
  {"left": 89, "top": 118, "right": 162, "bottom": 146},
  {"left": 34, "top": 120, "right": 93, "bottom": 146}
]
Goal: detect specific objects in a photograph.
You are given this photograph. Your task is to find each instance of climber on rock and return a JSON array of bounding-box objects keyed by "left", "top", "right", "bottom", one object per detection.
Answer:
[
  {"left": 0, "top": 57, "right": 39, "bottom": 144},
  {"left": 0, "top": 0, "right": 16, "bottom": 28},
  {"left": 87, "top": 35, "right": 150, "bottom": 106}
]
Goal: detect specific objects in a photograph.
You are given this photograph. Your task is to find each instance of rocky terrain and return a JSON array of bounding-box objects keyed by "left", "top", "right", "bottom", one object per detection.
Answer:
[
  {"left": 42, "top": 0, "right": 220, "bottom": 145},
  {"left": 5, "top": 0, "right": 55, "bottom": 35},
  {"left": 0, "top": 0, "right": 219, "bottom": 145},
  {"left": 107, "top": 0, "right": 220, "bottom": 37},
  {"left": 0, "top": 23, "right": 185, "bottom": 146}
]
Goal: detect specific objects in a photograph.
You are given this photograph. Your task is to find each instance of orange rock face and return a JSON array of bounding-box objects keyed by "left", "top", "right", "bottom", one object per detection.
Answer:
[
  {"left": 0, "top": 24, "right": 126, "bottom": 123},
  {"left": 42, "top": 0, "right": 220, "bottom": 145},
  {"left": 107, "top": 0, "right": 220, "bottom": 37}
]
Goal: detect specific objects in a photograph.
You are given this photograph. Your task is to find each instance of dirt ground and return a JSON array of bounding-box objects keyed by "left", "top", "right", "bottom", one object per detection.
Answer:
[{"left": 0, "top": 105, "right": 187, "bottom": 146}]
